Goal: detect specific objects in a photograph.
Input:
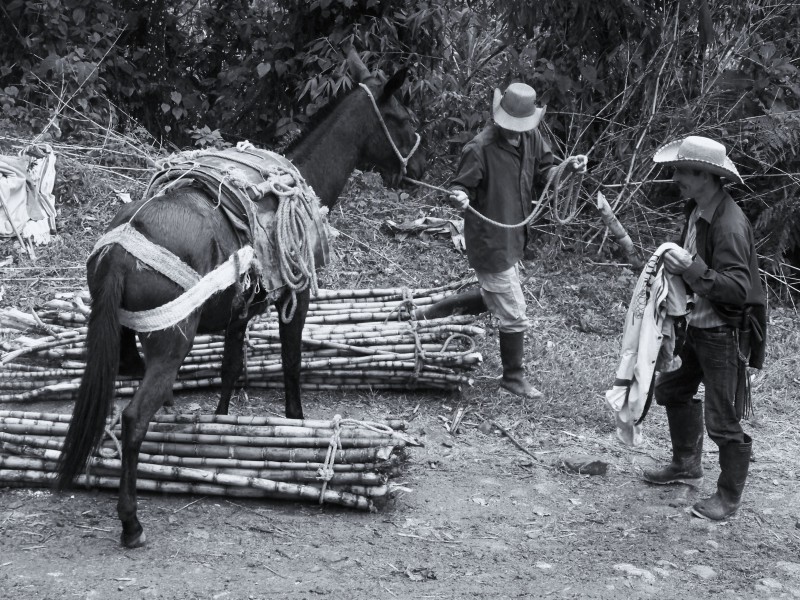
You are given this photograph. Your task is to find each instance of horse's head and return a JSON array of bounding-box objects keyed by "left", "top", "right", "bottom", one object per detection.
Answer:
[{"left": 347, "top": 49, "right": 426, "bottom": 187}]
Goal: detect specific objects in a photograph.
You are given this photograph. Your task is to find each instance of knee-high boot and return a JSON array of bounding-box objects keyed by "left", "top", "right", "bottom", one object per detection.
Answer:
[
  {"left": 499, "top": 331, "right": 543, "bottom": 399},
  {"left": 692, "top": 434, "right": 752, "bottom": 520},
  {"left": 643, "top": 401, "right": 704, "bottom": 486}
]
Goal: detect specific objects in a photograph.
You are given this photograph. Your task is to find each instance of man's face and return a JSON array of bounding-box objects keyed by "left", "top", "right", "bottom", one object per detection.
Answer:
[
  {"left": 672, "top": 167, "right": 708, "bottom": 199},
  {"left": 497, "top": 125, "right": 522, "bottom": 146}
]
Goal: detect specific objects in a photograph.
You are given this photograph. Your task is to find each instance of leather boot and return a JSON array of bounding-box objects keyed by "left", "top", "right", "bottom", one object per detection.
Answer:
[
  {"left": 692, "top": 434, "right": 752, "bottom": 520},
  {"left": 498, "top": 331, "right": 543, "bottom": 399},
  {"left": 643, "top": 401, "right": 704, "bottom": 486}
]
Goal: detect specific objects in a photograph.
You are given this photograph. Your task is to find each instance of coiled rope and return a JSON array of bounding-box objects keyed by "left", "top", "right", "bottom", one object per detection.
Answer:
[
  {"left": 263, "top": 166, "right": 321, "bottom": 323},
  {"left": 404, "top": 155, "right": 585, "bottom": 228}
]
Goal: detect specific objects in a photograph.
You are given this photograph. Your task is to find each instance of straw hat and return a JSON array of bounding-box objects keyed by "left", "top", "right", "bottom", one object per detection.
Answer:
[
  {"left": 492, "top": 83, "right": 546, "bottom": 132},
  {"left": 652, "top": 136, "right": 743, "bottom": 184}
]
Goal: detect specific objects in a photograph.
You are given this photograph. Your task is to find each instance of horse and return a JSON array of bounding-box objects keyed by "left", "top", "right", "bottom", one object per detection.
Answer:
[{"left": 55, "top": 49, "right": 425, "bottom": 548}]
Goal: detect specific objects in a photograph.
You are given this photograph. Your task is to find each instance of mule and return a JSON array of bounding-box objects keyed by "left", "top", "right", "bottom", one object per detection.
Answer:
[{"left": 56, "top": 49, "right": 425, "bottom": 548}]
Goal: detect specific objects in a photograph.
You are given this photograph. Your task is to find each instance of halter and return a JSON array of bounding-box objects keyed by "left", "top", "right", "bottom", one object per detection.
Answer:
[{"left": 358, "top": 83, "right": 421, "bottom": 176}]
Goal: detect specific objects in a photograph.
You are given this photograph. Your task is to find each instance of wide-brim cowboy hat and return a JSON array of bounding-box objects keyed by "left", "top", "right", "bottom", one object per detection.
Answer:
[
  {"left": 653, "top": 135, "right": 743, "bottom": 184},
  {"left": 492, "top": 83, "right": 546, "bottom": 132}
]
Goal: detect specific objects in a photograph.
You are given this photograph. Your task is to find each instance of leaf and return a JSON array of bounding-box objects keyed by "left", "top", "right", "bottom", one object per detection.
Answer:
[
  {"left": 72, "top": 7, "right": 85, "bottom": 25},
  {"left": 256, "top": 62, "right": 271, "bottom": 78},
  {"left": 170, "top": 91, "right": 182, "bottom": 104}
]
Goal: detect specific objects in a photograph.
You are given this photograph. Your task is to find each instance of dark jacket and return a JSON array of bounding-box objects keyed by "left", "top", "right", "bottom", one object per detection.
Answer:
[
  {"left": 679, "top": 190, "right": 768, "bottom": 367},
  {"left": 451, "top": 124, "right": 554, "bottom": 272}
]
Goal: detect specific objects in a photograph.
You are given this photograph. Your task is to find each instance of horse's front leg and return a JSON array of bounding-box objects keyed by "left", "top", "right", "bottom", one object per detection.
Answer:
[
  {"left": 279, "top": 288, "right": 310, "bottom": 419},
  {"left": 216, "top": 318, "right": 249, "bottom": 415}
]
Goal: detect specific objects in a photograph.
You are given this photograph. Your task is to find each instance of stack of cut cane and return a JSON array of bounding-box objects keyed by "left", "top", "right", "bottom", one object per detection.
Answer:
[
  {"left": 0, "top": 281, "right": 484, "bottom": 402},
  {"left": 0, "top": 409, "right": 420, "bottom": 510}
]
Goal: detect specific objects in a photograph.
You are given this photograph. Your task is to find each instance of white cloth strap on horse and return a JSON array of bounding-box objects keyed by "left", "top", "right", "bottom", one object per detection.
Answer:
[
  {"left": 90, "top": 224, "right": 202, "bottom": 291},
  {"left": 358, "top": 83, "right": 421, "bottom": 175},
  {"left": 118, "top": 246, "right": 255, "bottom": 332}
]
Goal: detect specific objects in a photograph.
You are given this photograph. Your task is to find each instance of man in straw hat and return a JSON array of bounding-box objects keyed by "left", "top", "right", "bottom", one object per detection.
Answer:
[
  {"left": 644, "top": 135, "right": 767, "bottom": 520},
  {"left": 446, "top": 82, "right": 587, "bottom": 399}
]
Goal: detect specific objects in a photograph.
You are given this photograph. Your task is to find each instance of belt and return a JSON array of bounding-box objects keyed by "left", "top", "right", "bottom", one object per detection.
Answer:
[{"left": 691, "top": 324, "right": 734, "bottom": 333}]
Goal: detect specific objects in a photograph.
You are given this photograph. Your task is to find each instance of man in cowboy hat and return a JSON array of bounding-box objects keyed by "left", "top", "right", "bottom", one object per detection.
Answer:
[
  {"left": 644, "top": 135, "right": 767, "bottom": 521},
  {"left": 445, "top": 82, "right": 587, "bottom": 399}
]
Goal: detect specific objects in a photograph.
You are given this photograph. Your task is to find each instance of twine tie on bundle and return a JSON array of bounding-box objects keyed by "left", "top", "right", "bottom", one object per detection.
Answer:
[{"left": 317, "top": 416, "right": 409, "bottom": 504}]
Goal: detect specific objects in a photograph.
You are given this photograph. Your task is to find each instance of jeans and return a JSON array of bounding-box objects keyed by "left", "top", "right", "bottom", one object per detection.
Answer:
[
  {"left": 474, "top": 264, "right": 530, "bottom": 333},
  {"left": 654, "top": 325, "right": 746, "bottom": 446}
]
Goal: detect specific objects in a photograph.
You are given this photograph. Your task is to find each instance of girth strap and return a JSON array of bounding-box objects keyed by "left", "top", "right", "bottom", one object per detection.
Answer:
[{"left": 118, "top": 246, "right": 255, "bottom": 332}]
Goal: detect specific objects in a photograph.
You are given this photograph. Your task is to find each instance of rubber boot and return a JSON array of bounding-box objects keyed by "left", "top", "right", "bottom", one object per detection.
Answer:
[
  {"left": 498, "top": 331, "right": 543, "bottom": 399},
  {"left": 643, "top": 402, "right": 704, "bottom": 486},
  {"left": 692, "top": 434, "right": 752, "bottom": 520}
]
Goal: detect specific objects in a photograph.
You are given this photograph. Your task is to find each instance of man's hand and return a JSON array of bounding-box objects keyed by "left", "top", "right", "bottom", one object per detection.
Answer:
[
  {"left": 567, "top": 155, "right": 588, "bottom": 174},
  {"left": 663, "top": 247, "right": 693, "bottom": 275},
  {"left": 448, "top": 189, "right": 469, "bottom": 211}
]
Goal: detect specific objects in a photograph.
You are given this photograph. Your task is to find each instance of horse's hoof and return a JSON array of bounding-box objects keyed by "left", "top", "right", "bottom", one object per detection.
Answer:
[{"left": 121, "top": 530, "right": 146, "bottom": 548}]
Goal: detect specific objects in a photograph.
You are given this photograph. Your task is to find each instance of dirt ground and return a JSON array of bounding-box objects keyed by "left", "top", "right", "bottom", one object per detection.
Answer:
[
  {"left": 1, "top": 150, "right": 799, "bottom": 598},
  {"left": 2, "top": 310, "right": 799, "bottom": 600}
]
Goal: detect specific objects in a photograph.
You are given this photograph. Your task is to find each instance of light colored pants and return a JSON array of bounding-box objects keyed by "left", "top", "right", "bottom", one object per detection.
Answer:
[{"left": 474, "top": 264, "right": 530, "bottom": 333}]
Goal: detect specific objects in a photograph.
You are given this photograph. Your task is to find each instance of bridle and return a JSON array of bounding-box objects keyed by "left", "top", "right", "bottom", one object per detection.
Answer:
[{"left": 358, "top": 82, "right": 421, "bottom": 176}]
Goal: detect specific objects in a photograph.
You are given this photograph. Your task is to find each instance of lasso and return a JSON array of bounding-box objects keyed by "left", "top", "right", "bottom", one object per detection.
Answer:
[{"left": 404, "top": 155, "right": 585, "bottom": 228}]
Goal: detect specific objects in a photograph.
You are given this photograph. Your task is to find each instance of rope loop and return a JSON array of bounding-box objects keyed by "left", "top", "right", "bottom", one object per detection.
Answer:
[
  {"left": 270, "top": 164, "right": 320, "bottom": 324},
  {"left": 317, "top": 414, "right": 343, "bottom": 503},
  {"left": 358, "top": 83, "right": 421, "bottom": 176},
  {"left": 405, "top": 155, "right": 585, "bottom": 229}
]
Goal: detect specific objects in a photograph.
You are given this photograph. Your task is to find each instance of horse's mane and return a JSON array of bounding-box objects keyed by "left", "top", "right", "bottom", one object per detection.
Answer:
[{"left": 283, "top": 76, "right": 382, "bottom": 155}]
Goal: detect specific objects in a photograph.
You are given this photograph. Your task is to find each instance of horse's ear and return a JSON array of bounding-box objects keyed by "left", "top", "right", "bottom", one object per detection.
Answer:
[
  {"left": 380, "top": 67, "right": 408, "bottom": 103},
  {"left": 346, "top": 47, "right": 372, "bottom": 84}
]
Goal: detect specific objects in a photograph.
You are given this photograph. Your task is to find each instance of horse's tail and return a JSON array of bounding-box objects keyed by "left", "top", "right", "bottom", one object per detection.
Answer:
[{"left": 56, "top": 253, "right": 125, "bottom": 489}]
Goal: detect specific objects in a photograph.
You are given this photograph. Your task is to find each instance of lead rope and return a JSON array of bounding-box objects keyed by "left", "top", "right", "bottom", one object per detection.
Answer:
[
  {"left": 404, "top": 156, "right": 585, "bottom": 229},
  {"left": 358, "top": 83, "right": 421, "bottom": 176}
]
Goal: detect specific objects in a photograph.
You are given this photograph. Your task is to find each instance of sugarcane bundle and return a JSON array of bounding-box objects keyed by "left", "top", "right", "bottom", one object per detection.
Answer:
[
  {"left": 0, "top": 280, "right": 485, "bottom": 402},
  {"left": 0, "top": 409, "right": 420, "bottom": 510}
]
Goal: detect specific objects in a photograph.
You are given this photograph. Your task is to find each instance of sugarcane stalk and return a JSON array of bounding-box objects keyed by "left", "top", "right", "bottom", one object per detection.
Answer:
[
  {"left": 0, "top": 469, "right": 391, "bottom": 504},
  {"left": 136, "top": 441, "right": 395, "bottom": 463},
  {"left": 0, "top": 469, "right": 376, "bottom": 509},
  {"left": 135, "top": 452, "right": 401, "bottom": 473}
]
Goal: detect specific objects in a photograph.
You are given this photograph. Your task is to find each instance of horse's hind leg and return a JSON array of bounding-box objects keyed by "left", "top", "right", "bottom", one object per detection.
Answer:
[
  {"left": 117, "top": 323, "right": 197, "bottom": 548},
  {"left": 118, "top": 326, "right": 145, "bottom": 377},
  {"left": 215, "top": 318, "right": 249, "bottom": 415},
  {"left": 279, "top": 289, "right": 310, "bottom": 420}
]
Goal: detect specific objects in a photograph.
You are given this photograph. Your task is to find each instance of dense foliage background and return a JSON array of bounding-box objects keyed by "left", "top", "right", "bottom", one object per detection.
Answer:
[{"left": 1, "top": 0, "right": 798, "bottom": 291}]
